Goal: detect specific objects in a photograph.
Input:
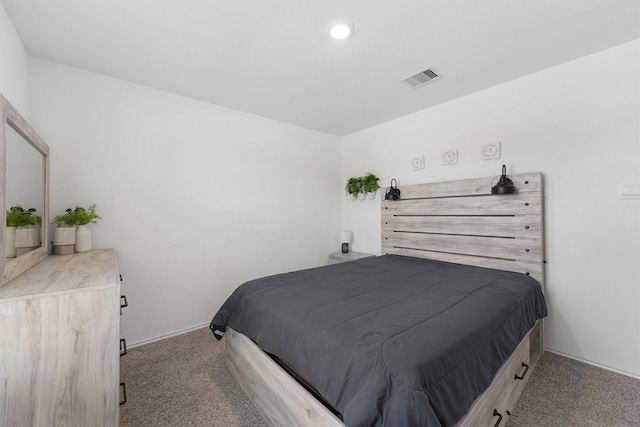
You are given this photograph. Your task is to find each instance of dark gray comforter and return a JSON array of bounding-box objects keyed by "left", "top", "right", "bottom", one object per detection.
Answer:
[{"left": 210, "top": 255, "right": 547, "bottom": 426}]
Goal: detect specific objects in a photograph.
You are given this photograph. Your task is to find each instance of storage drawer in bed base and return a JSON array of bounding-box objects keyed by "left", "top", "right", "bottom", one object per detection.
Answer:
[
  {"left": 455, "top": 321, "right": 542, "bottom": 427},
  {"left": 225, "top": 322, "right": 542, "bottom": 427}
]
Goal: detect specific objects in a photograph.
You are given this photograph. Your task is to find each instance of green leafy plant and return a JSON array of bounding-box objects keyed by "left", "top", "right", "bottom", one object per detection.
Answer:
[
  {"left": 362, "top": 172, "right": 381, "bottom": 193},
  {"left": 54, "top": 204, "right": 101, "bottom": 227},
  {"left": 345, "top": 177, "right": 363, "bottom": 198},
  {"left": 6, "top": 206, "right": 41, "bottom": 227}
]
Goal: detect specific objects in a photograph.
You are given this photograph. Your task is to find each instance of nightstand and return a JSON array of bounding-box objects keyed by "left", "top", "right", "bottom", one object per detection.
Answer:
[{"left": 329, "top": 252, "right": 375, "bottom": 264}]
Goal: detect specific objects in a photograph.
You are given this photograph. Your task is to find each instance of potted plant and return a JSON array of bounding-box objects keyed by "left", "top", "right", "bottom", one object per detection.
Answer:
[
  {"left": 345, "top": 177, "right": 364, "bottom": 200},
  {"left": 54, "top": 204, "right": 101, "bottom": 253},
  {"left": 6, "top": 206, "right": 41, "bottom": 257},
  {"left": 362, "top": 173, "right": 381, "bottom": 199}
]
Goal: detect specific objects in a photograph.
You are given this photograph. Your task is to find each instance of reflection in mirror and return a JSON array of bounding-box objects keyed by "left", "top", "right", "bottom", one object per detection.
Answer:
[
  {"left": 1, "top": 94, "right": 50, "bottom": 286},
  {"left": 5, "top": 124, "right": 44, "bottom": 258}
]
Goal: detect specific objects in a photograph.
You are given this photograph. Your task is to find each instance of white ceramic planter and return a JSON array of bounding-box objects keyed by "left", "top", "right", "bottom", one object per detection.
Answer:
[
  {"left": 15, "top": 227, "right": 41, "bottom": 248},
  {"left": 75, "top": 225, "right": 92, "bottom": 253},
  {"left": 54, "top": 227, "right": 76, "bottom": 246},
  {"left": 53, "top": 227, "right": 77, "bottom": 255},
  {"left": 5, "top": 226, "right": 16, "bottom": 258}
]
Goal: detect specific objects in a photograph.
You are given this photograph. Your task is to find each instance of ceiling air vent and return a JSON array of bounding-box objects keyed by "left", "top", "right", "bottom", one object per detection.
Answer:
[{"left": 402, "top": 68, "right": 442, "bottom": 89}]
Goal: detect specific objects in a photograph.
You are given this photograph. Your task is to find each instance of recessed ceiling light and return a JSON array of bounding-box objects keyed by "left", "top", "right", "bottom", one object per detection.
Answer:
[{"left": 328, "top": 19, "right": 354, "bottom": 40}]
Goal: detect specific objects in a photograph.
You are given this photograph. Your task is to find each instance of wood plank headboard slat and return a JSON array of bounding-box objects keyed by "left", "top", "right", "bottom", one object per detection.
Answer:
[
  {"left": 383, "top": 247, "right": 544, "bottom": 283},
  {"left": 382, "top": 193, "right": 542, "bottom": 216},
  {"left": 382, "top": 232, "right": 541, "bottom": 261},
  {"left": 400, "top": 172, "right": 542, "bottom": 199},
  {"left": 382, "top": 215, "right": 541, "bottom": 238}
]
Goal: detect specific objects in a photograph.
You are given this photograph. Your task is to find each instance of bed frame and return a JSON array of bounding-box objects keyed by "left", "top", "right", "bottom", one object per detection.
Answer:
[{"left": 225, "top": 172, "right": 545, "bottom": 427}]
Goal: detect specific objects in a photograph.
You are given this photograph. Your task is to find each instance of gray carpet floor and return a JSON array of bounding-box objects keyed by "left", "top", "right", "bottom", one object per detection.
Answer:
[{"left": 120, "top": 327, "right": 640, "bottom": 427}]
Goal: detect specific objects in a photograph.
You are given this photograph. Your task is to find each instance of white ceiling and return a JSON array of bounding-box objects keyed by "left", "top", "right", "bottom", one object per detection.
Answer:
[{"left": 3, "top": 0, "right": 639, "bottom": 136}]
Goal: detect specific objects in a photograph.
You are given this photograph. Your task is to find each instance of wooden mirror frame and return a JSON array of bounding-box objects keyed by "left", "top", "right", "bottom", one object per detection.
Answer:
[{"left": 1, "top": 95, "right": 50, "bottom": 286}]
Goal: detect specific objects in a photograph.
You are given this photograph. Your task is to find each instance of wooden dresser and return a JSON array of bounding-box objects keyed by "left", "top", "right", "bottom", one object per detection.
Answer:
[{"left": 0, "top": 249, "right": 121, "bottom": 427}]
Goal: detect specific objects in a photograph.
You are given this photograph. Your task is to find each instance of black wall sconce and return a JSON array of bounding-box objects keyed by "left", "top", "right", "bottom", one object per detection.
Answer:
[
  {"left": 385, "top": 179, "right": 401, "bottom": 200},
  {"left": 491, "top": 165, "right": 516, "bottom": 194}
]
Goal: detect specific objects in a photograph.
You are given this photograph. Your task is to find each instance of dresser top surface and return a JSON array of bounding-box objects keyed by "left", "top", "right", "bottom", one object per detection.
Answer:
[{"left": 0, "top": 249, "right": 119, "bottom": 300}]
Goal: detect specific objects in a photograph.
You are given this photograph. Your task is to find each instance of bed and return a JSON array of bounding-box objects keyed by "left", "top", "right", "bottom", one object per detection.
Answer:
[{"left": 210, "top": 172, "right": 546, "bottom": 427}]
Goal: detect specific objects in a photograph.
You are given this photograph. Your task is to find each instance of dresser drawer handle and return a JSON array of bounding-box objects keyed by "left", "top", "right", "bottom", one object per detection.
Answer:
[
  {"left": 120, "top": 295, "right": 128, "bottom": 315},
  {"left": 120, "top": 338, "right": 128, "bottom": 357},
  {"left": 493, "top": 409, "right": 503, "bottom": 427},
  {"left": 119, "top": 382, "right": 127, "bottom": 406},
  {"left": 515, "top": 362, "right": 530, "bottom": 380}
]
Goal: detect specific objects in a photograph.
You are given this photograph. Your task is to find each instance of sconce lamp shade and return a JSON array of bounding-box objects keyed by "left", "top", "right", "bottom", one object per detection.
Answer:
[{"left": 491, "top": 164, "right": 516, "bottom": 194}]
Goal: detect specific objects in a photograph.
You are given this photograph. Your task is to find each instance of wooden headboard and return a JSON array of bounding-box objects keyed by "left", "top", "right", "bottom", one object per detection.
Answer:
[{"left": 381, "top": 172, "right": 544, "bottom": 287}]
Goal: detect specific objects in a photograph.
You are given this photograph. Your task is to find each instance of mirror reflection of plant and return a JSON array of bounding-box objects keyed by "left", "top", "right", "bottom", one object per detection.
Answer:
[
  {"left": 54, "top": 204, "right": 101, "bottom": 227},
  {"left": 6, "top": 206, "right": 41, "bottom": 227},
  {"left": 362, "top": 173, "right": 381, "bottom": 193},
  {"left": 345, "top": 177, "right": 363, "bottom": 198}
]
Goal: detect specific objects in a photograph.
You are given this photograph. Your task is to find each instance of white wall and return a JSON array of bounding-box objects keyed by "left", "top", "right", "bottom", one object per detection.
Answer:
[
  {"left": 28, "top": 58, "right": 342, "bottom": 345},
  {"left": 342, "top": 40, "right": 640, "bottom": 378},
  {"left": 0, "top": 1, "right": 28, "bottom": 113}
]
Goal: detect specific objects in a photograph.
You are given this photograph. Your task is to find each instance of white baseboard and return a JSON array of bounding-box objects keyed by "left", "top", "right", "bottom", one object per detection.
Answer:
[
  {"left": 545, "top": 347, "right": 640, "bottom": 380},
  {"left": 127, "top": 322, "right": 210, "bottom": 349}
]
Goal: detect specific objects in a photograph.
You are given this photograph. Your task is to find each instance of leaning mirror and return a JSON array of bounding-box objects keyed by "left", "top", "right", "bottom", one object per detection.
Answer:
[{"left": 1, "top": 95, "right": 50, "bottom": 286}]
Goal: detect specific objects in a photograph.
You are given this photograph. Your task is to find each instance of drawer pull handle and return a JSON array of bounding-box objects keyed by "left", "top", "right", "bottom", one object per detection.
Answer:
[
  {"left": 493, "top": 409, "right": 503, "bottom": 427},
  {"left": 120, "top": 295, "right": 128, "bottom": 315},
  {"left": 119, "top": 382, "right": 127, "bottom": 406},
  {"left": 515, "top": 362, "right": 530, "bottom": 380},
  {"left": 120, "top": 338, "right": 128, "bottom": 357}
]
